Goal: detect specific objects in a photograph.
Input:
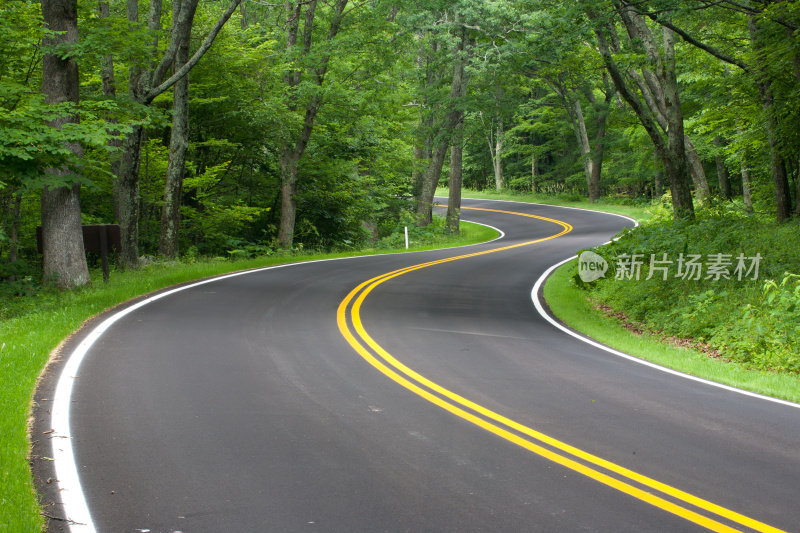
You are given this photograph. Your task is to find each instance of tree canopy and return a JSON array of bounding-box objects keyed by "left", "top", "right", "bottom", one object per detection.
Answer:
[{"left": 2, "top": 0, "right": 799, "bottom": 287}]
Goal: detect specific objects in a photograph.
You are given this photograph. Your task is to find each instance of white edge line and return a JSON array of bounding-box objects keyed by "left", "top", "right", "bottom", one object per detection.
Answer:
[
  {"left": 51, "top": 217, "right": 504, "bottom": 532},
  {"left": 527, "top": 205, "right": 800, "bottom": 410}
]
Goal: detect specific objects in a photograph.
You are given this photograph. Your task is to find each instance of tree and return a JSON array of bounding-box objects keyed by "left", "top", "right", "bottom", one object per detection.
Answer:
[
  {"left": 39, "top": 0, "right": 90, "bottom": 288},
  {"left": 619, "top": 0, "right": 800, "bottom": 220},
  {"left": 158, "top": 0, "right": 193, "bottom": 258},
  {"left": 277, "top": 0, "right": 349, "bottom": 248},
  {"left": 748, "top": 13, "right": 793, "bottom": 221},
  {"left": 114, "top": 0, "right": 243, "bottom": 267},
  {"left": 587, "top": 2, "right": 695, "bottom": 219},
  {"left": 416, "top": 11, "right": 471, "bottom": 225}
]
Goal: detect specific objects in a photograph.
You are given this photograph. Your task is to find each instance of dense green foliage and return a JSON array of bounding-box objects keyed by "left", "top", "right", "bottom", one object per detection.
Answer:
[
  {"left": 3, "top": 0, "right": 800, "bottom": 276},
  {"left": 546, "top": 257, "right": 800, "bottom": 403},
  {"left": 581, "top": 206, "right": 800, "bottom": 373}
]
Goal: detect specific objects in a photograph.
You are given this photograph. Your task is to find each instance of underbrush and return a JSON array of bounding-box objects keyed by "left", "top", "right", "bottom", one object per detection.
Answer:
[{"left": 578, "top": 204, "right": 800, "bottom": 374}]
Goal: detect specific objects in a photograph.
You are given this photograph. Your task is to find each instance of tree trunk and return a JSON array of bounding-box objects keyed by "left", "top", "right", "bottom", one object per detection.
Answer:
[
  {"left": 40, "top": 0, "right": 90, "bottom": 288},
  {"left": 99, "top": 1, "right": 117, "bottom": 97},
  {"left": 748, "top": 15, "right": 792, "bottom": 222},
  {"left": 661, "top": 27, "right": 695, "bottom": 219},
  {"left": 654, "top": 169, "right": 664, "bottom": 198},
  {"left": 98, "top": 0, "right": 123, "bottom": 179},
  {"left": 796, "top": 159, "right": 800, "bottom": 216},
  {"left": 416, "top": 142, "right": 447, "bottom": 226},
  {"left": 589, "top": 93, "right": 610, "bottom": 202},
  {"left": 715, "top": 155, "right": 732, "bottom": 200},
  {"left": 276, "top": 0, "right": 347, "bottom": 247},
  {"left": 653, "top": 152, "right": 664, "bottom": 197},
  {"left": 278, "top": 152, "right": 300, "bottom": 247},
  {"left": 447, "top": 118, "right": 464, "bottom": 234},
  {"left": 416, "top": 20, "right": 468, "bottom": 224},
  {"left": 771, "top": 151, "right": 792, "bottom": 221},
  {"left": 9, "top": 192, "right": 21, "bottom": 264},
  {"left": 115, "top": 126, "right": 143, "bottom": 267},
  {"left": 591, "top": 16, "right": 694, "bottom": 220},
  {"left": 741, "top": 165, "right": 754, "bottom": 214},
  {"left": 684, "top": 135, "right": 711, "bottom": 199},
  {"left": 571, "top": 98, "right": 595, "bottom": 200},
  {"left": 493, "top": 119, "right": 504, "bottom": 190},
  {"left": 113, "top": 0, "right": 240, "bottom": 264},
  {"left": 412, "top": 143, "right": 427, "bottom": 199},
  {"left": 159, "top": 21, "right": 191, "bottom": 258},
  {"left": 531, "top": 150, "right": 537, "bottom": 192}
]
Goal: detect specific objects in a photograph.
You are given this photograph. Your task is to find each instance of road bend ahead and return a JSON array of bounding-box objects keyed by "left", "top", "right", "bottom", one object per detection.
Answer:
[{"left": 35, "top": 198, "right": 800, "bottom": 532}]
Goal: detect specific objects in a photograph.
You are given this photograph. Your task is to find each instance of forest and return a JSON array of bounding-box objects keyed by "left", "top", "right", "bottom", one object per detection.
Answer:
[{"left": 1, "top": 0, "right": 799, "bottom": 292}]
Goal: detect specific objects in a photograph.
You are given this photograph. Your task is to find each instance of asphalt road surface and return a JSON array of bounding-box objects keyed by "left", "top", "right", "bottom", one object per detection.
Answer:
[{"left": 35, "top": 198, "right": 800, "bottom": 532}]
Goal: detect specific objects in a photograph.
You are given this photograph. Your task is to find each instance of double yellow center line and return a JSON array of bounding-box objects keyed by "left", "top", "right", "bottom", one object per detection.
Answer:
[{"left": 336, "top": 206, "right": 783, "bottom": 533}]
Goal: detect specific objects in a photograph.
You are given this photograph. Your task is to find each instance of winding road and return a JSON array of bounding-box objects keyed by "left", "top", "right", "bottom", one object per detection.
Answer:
[{"left": 35, "top": 198, "right": 800, "bottom": 532}]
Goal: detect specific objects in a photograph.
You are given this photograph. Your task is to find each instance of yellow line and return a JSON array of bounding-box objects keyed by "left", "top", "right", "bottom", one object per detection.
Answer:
[{"left": 336, "top": 206, "right": 785, "bottom": 533}]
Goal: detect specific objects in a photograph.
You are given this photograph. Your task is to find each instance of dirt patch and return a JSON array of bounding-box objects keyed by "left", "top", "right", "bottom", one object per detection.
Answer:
[{"left": 591, "top": 300, "right": 727, "bottom": 361}]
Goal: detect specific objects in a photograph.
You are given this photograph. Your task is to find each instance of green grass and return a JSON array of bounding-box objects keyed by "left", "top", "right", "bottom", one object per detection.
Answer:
[
  {"left": 0, "top": 220, "right": 497, "bottom": 532},
  {"left": 544, "top": 259, "right": 800, "bottom": 403},
  {"left": 435, "top": 187, "right": 653, "bottom": 223}
]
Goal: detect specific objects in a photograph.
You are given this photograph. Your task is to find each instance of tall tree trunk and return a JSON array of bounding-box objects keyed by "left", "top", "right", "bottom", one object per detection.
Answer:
[
  {"left": 159, "top": 13, "right": 191, "bottom": 258},
  {"left": 653, "top": 152, "right": 664, "bottom": 197},
  {"left": 493, "top": 119, "right": 504, "bottom": 190},
  {"left": 98, "top": 0, "right": 123, "bottom": 178},
  {"left": 591, "top": 15, "right": 694, "bottom": 219},
  {"left": 736, "top": 127, "right": 754, "bottom": 213},
  {"left": 447, "top": 110, "right": 465, "bottom": 234},
  {"left": 115, "top": 126, "right": 143, "bottom": 267},
  {"left": 741, "top": 164, "right": 754, "bottom": 213},
  {"left": 416, "top": 19, "right": 468, "bottom": 225},
  {"left": 531, "top": 151, "right": 537, "bottom": 192},
  {"left": 684, "top": 135, "right": 711, "bottom": 199},
  {"left": 749, "top": 15, "right": 792, "bottom": 222},
  {"left": 412, "top": 144, "right": 427, "bottom": 199},
  {"left": 417, "top": 142, "right": 448, "bottom": 226},
  {"left": 277, "top": 151, "right": 300, "bottom": 247},
  {"left": 277, "top": 0, "right": 347, "bottom": 248},
  {"left": 588, "top": 94, "right": 610, "bottom": 202},
  {"left": 571, "top": 98, "right": 595, "bottom": 200},
  {"left": 715, "top": 153, "right": 732, "bottom": 200},
  {"left": 796, "top": 159, "right": 800, "bottom": 216},
  {"left": 660, "top": 27, "right": 695, "bottom": 219},
  {"left": 114, "top": 0, "right": 241, "bottom": 265},
  {"left": 40, "top": 0, "right": 90, "bottom": 288},
  {"left": 9, "top": 192, "right": 21, "bottom": 264},
  {"left": 447, "top": 139, "right": 463, "bottom": 234},
  {"left": 484, "top": 117, "right": 504, "bottom": 191},
  {"left": 614, "top": 3, "right": 705, "bottom": 205}
]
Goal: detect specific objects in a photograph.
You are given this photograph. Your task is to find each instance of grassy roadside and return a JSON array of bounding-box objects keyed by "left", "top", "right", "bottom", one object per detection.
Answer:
[
  {"left": 544, "top": 259, "right": 800, "bottom": 403},
  {"left": 435, "top": 187, "right": 653, "bottom": 222},
  {"left": 1, "top": 220, "right": 497, "bottom": 532}
]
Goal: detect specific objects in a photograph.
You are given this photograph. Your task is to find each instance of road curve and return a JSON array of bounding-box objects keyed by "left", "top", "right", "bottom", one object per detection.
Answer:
[{"left": 34, "top": 198, "right": 800, "bottom": 532}]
